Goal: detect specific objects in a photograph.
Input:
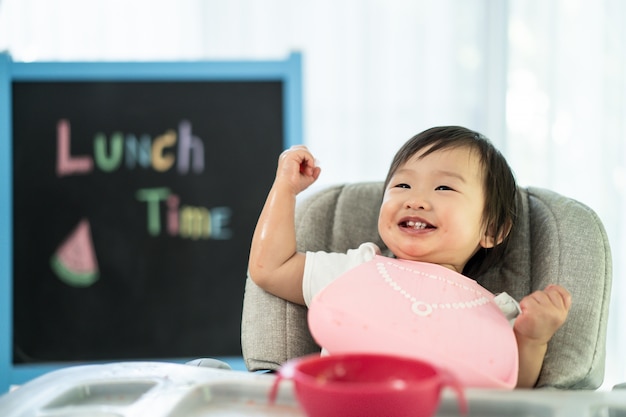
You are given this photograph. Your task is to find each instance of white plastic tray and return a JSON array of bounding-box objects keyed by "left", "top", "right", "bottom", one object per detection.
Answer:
[{"left": 1, "top": 361, "right": 626, "bottom": 417}]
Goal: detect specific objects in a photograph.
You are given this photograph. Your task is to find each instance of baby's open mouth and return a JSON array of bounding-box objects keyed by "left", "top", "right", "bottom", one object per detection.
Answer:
[{"left": 401, "top": 220, "right": 434, "bottom": 230}]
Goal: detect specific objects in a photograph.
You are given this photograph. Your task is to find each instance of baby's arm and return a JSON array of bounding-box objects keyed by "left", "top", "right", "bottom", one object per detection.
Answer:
[
  {"left": 248, "top": 145, "right": 321, "bottom": 305},
  {"left": 514, "top": 284, "right": 572, "bottom": 388}
]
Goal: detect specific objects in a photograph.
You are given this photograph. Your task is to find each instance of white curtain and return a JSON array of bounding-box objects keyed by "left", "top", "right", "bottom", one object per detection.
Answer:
[{"left": 1, "top": 0, "right": 624, "bottom": 388}]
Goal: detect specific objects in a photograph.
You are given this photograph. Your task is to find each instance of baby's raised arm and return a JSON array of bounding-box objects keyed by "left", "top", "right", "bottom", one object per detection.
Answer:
[{"left": 248, "top": 145, "right": 321, "bottom": 305}]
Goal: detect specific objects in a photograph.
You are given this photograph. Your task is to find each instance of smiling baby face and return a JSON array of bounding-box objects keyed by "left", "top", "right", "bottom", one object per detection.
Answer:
[{"left": 378, "top": 145, "right": 494, "bottom": 273}]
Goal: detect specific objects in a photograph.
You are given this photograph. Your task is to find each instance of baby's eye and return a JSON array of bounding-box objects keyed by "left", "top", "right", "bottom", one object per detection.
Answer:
[
  {"left": 435, "top": 185, "right": 454, "bottom": 191},
  {"left": 394, "top": 183, "right": 410, "bottom": 189}
]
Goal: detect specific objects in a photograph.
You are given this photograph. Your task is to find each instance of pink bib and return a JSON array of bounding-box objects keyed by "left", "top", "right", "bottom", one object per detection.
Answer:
[{"left": 307, "top": 256, "right": 519, "bottom": 389}]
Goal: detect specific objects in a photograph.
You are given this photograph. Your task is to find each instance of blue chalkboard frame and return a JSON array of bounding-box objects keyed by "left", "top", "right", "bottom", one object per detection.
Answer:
[{"left": 0, "top": 52, "right": 303, "bottom": 392}]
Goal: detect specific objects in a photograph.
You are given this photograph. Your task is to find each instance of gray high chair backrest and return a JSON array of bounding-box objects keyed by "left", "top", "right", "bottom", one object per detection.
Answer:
[{"left": 241, "top": 182, "right": 612, "bottom": 389}]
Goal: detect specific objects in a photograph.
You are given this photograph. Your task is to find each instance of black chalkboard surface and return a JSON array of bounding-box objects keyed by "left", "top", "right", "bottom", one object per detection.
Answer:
[{"left": 0, "top": 53, "right": 302, "bottom": 389}]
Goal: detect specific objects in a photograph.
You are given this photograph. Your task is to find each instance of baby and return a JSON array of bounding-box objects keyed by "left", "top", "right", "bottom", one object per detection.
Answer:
[{"left": 249, "top": 126, "right": 571, "bottom": 388}]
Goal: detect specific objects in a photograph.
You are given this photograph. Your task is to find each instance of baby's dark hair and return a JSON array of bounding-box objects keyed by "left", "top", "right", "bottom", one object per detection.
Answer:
[{"left": 383, "top": 126, "right": 518, "bottom": 277}]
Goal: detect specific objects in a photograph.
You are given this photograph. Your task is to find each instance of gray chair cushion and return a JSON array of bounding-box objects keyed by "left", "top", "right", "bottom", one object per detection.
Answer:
[{"left": 241, "top": 182, "right": 612, "bottom": 389}]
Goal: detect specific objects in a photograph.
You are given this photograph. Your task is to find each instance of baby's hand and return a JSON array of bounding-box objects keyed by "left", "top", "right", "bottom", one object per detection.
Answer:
[
  {"left": 514, "top": 284, "right": 572, "bottom": 345},
  {"left": 275, "top": 145, "right": 321, "bottom": 194}
]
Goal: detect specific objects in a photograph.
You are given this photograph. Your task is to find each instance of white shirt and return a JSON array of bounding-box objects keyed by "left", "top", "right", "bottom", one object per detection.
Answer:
[{"left": 303, "top": 242, "right": 380, "bottom": 306}]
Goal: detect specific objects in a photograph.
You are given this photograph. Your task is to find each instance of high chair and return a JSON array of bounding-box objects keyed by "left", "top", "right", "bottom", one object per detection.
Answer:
[{"left": 241, "top": 182, "right": 612, "bottom": 389}]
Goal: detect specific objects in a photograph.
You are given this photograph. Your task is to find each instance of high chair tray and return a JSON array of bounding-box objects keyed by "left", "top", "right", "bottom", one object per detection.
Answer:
[{"left": 0, "top": 361, "right": 625, "bottom": 417}]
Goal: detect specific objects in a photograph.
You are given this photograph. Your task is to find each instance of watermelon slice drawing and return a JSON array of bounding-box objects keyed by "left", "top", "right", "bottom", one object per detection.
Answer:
[{"left": 50, "top": 218, "right": 100, "bottom": 288}]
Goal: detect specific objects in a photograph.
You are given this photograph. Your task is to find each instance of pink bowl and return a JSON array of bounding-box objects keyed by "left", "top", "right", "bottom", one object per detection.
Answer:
[{"left": 270, "top": 353, "right": 467, "bottom": 417}]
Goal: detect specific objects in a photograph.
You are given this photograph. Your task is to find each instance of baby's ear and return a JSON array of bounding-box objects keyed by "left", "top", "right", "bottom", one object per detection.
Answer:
[
  {"left": 480, "top": 233, "right": 497, "bottom": 249},
  {"left": 480, "top": 220, "right": 512, "bottom": 249}
]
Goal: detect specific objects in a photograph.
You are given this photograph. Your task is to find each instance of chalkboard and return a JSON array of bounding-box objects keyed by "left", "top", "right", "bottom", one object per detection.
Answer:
[{"left": 0, "top": 52, "right": 302, "bottom": 390}]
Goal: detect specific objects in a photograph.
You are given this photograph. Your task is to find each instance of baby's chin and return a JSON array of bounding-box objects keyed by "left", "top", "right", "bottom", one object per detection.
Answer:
[{"left": 388, "top": 251, "right": 463, "bottom": 273}]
